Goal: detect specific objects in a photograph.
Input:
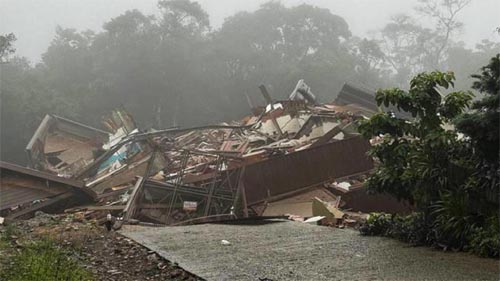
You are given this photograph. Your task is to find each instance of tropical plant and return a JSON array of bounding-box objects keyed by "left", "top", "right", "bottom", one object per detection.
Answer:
[
  {"left": 358, "top": 55, "right": 500, "bottom": 257},
  {"left": 358, "top": 70, "right": 473, "bottom": 205}
]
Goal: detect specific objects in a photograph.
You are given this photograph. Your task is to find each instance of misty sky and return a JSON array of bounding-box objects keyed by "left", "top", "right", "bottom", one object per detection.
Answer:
[{"left": 1, "top": 0, "right": 499, "bottom": 63}]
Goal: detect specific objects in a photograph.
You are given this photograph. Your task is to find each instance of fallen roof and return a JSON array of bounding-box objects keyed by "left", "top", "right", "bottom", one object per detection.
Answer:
[
  {"left": 335, "top": 82, "right": 412, "bottom": 118},
  {"left": 0, "top": 161, "right": 85, "bottom": 188},
  {"left": 25, "top": 114, "right": 109, "bottom": 152},
  {"left": 25, "top": 114, "right": 110, "bottom": 174},
  {"left": 241, "top": 135, "right": 373, "bottom": 205},
  {"left": 14, "top": 80, "right": 396, "bottom": 225},
  {"left": 335, "top": 82, "right": 379, "bottom": 112},
  {"left": 0, "top": 161, "right": 95, "bottom": 217}
]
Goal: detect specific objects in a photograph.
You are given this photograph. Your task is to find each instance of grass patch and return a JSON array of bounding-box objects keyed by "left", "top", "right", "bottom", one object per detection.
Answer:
[{"left": 0, "top": 226, "right": 94, "bottom": 281}]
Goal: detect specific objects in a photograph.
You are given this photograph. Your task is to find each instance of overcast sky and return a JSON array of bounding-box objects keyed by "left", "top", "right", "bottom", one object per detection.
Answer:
[{"left": 1, "top": 0, "right": 499, "bottom": 63}]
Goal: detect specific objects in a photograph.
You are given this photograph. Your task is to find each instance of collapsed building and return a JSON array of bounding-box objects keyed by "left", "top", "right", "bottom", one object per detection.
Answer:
[{"left": 0, "top": 81, "right": 411, "bottom": 225}]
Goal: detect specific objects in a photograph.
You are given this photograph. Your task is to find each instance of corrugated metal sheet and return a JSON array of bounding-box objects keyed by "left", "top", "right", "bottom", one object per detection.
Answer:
[
  {"left": 0, "top": 161, "right": 85, "bottom": 187},
  {"left": 242, "top": 136, "right": 373, "bottom": 204},
  {"left": 0, "top": 184, "right": 64, "bottom": 210},
  {"left": 336, "top": 83, "right": 378, "bottom": 112},
  {"left": 335, "top": 82, "right": 411, "bottom": 119},
  {"left": 0, "top": 161, "right": 94, "bottom": 212}
]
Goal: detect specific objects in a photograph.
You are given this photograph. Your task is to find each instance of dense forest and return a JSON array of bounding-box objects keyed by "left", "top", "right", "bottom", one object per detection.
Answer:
[{"left": 1, "top": 0, "right": 499, "bottom": 164}]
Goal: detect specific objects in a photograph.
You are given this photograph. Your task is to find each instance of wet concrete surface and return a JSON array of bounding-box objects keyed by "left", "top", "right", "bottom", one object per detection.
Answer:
[{"left": 121, "top": 220, "right": 500, "bottom": 281}]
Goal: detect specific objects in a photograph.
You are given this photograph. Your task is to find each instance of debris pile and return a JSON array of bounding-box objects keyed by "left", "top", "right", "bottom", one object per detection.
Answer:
[{"left": 0, "top": 81, "right": 412, "bottom": 226}]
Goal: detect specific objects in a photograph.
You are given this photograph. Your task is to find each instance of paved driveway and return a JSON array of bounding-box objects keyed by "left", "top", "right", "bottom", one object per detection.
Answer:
[{"left": 121, "top": 220, "right": 500, "bottom": 281}]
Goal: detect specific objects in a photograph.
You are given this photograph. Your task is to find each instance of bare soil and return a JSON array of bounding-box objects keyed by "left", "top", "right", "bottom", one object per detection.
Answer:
[{"left": 0, "top": 212, "right": 202, "bottom": 281}]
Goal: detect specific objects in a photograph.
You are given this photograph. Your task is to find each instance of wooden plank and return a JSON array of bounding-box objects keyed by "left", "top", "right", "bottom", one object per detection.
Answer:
[
  {"left": 96, "top": 187, "right": 131, "bottom": 200},
  {"left": 86, "top": 205, "right": 126, "bottom": 211},
  {"left": 1, "top": 177, "right": 68, "bottom": 195},
  {"left": 309, "top": 122, "right": 350, "bottom": 148}
]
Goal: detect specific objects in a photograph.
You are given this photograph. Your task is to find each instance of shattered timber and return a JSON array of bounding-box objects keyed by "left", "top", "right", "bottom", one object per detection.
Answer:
[{"left": 1, "top": 81, "right": 410, "bottom": 226}]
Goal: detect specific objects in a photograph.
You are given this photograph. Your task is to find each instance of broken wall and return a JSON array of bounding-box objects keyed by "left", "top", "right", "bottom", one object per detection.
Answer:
[{"left": 242, "top": 136, "right": 373, "bottom": 205}]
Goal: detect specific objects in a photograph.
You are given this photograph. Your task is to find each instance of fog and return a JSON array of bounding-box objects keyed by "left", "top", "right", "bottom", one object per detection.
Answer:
[
  {"left": 1, "top": 0, "right": 499, "bottom": 164},
  {"left": 1, "top": 0, "right": 499, "bottom": 62},
  {"left": 1, "top": 1, "right": 499, "bottom": 273}
]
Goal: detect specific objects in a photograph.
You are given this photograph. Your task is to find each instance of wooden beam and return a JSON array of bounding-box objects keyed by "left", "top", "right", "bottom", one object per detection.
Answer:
[
  {"left": 123, "top": 177, "right": 145, "bottom": 221},
  {"left": 138, "top": 203, "right": 171, "bottom": 209},
  {"left": 258, "top": 85, "right": 284, "bottom": 138},
  {"left": 203, "top": 156, "right": 222, "bottom": 216},
  {"left": 258, "top": 85, "right": 273, "bottom": 104},
  {"left": 236, "top": 166, "right": 249, "bottom": 218},
  {"left": 84, "top": 205, "right": 126, "bottom": 211}
]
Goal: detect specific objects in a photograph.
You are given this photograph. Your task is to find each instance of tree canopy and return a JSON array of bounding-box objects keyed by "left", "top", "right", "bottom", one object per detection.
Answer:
[
  {"left": 0, "top": 33, "right": 17, "bottom": 63},
  {"left": 0, "top": 0, "right": 498, "bottom": 165}
]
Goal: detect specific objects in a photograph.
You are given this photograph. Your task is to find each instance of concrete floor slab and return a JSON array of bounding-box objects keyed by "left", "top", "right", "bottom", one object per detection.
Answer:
[{"left": 121, "top": 220, "right": 500, "bottom": 281}]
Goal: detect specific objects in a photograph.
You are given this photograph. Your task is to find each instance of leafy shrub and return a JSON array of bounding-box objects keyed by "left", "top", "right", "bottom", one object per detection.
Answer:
[
  {"left": 360, "top": 211, "right": 500, "bottom": 258},
  {"left": 359, "top": 213, "right": 392, "bottom": 236},
  {"left": 358, "top": 56, "right": 500, "bottom": 258},
  {"left": 360, "top": 212, "right": 430, "bottom": 245},
  {"left": 467, "top": 217, "right": 500, "bottom": 258},
  {"left": 388, "top": 213, "right": 430, "bottom": 245}
]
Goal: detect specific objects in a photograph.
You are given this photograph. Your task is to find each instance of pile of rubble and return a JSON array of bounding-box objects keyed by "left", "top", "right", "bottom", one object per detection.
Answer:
[{"left": 0, "top": 81, "right": 411, "bottom": 227}]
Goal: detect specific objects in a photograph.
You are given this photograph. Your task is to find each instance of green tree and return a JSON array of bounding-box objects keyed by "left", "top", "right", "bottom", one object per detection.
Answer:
[
  {"left": 446, "top": 41, "right": 500, "bottom": 93},
  {"left": 158, "top": 0, "right": 210, "bottom": 37},
  {"left": 378, "top": 15, "right": 441, "bottom": 86},
  {"left": 0, "top": 33, "right": 16, "bottom": 63},
  {"left": 344, "top": 37, "right": 391, "bottom": 87},
  {"left": 415, "top": 0, "right": 471, "bottom": 68},
  {"left": 454, "top": 54, "right": 499, "bottom": 189},
  {"left": 376, "top": 0, "right": 471, "bottom": 86},
  {"left": 0, "top": 34, "right": 72, "bottom": 164},
  {"left": 90, "top": 9, "right": 164, "bottom": 126},
  {"left": 0, "top": 57, "right": 75, "bottom": 164},
  {"left": 40, "top": 27, "right": 98, "bottom": 122},
  {"left": 358, "top": 71, "right": 473, "bottom": 204},
  {"left": 0, "top": 1, "right": 388, "bottom": 163},
  {"left": 358, "top": 57, "right": 500, "bottom": 255},
  {"left": 211, "top": 1, "right": 378, "bottom": 104}
]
